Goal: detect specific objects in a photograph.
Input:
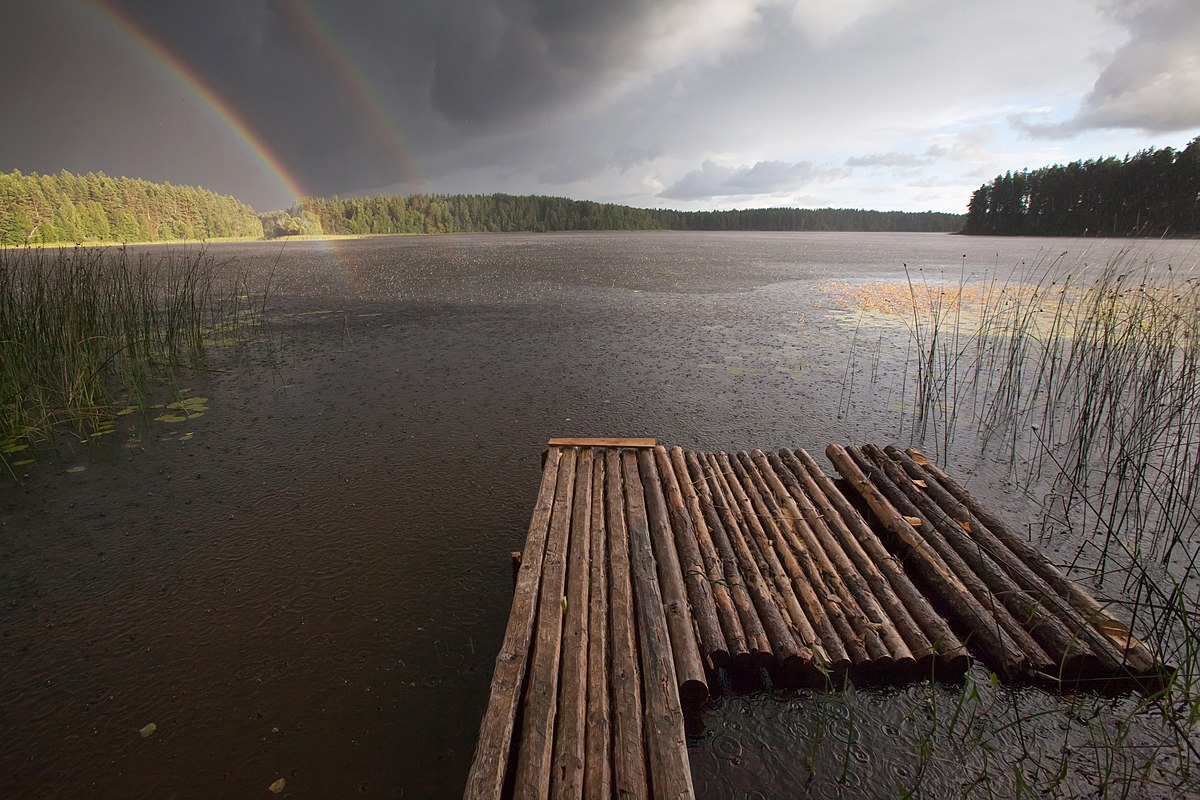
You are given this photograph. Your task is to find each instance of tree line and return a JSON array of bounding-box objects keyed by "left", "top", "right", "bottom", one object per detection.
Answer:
[
  {"left": 963, "top": 137, "right": 1200, "bottom": 237},
  {"left": 265, "top": 193, "right": 963, "bottom": 237},
  {"left": 0, "top": 169, "right": 264, "bottom": 245}
]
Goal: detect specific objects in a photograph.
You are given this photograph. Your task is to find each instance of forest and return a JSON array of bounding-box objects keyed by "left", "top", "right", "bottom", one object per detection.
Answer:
[
  {"left": 963, "top": 137, "right": 1200, "bottom": 236},
  {"left": 0, "top": 169, "right": 263, "bottom": 244},
  {"left": 267, "top": 193, "right": 963, "bottom": 237}
]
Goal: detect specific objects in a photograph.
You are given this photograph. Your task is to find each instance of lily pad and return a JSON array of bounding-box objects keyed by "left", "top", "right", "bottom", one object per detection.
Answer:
[
  {"left": 12, "top": 459, "right": 33, "bottom": 467},
  {"left": 139, "top": 722, "right": 157, "bottom": 738},
  {"left": 268, "top": 777, "right": 286, "bottom": 793},
  {"left": 65, "top": 465, "right": 86, "bottom": 474},
  {"left": 179, "top": 432, "right": 194, "bottom": 442}
]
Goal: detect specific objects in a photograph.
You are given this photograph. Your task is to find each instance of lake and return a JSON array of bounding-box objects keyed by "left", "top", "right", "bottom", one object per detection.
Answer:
[{"left": 3, "top": 231, "right": 1197, "bottom": 797}]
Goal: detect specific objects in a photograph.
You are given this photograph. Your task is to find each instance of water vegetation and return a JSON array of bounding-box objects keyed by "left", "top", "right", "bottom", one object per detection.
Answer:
[
  {"left": 825, "top": 247, "right": 1200, "bottom": 796},
  {"left": 0, "top": 246, "right": 269, "bottom": 471}
]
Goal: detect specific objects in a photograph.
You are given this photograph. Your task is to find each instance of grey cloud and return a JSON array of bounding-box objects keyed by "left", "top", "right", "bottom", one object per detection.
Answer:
[
  {"left": 1014, "top": 0, "right": 1200, "bottom": 137},
  {"left": 846, "top": 152, "right": 931, "bottom": 167},
  {"left": 537, "top": 144, "right": 663, "bottom": 185},
  {"left": 659, "top": 160, "right": 828, "bottom": 200}
]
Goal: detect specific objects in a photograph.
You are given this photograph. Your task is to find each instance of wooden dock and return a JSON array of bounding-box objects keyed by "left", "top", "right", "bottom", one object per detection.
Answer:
[{"left": 464, "top": 440, "right": 1164, "bottom": 800}]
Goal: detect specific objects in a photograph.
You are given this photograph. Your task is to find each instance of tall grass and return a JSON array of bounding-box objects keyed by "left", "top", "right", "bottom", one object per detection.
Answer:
[
  {"left": 824, "top": 246, "right": 1200, "bottom": 796},
  {"left": 0, "top": 245, "right": 269, "bottom": 460}
]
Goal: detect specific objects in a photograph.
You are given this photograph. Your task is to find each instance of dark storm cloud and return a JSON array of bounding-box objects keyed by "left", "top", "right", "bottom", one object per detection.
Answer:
[
  {"left": 659, "top": 160, "right": 831, "bottom": 200},
  {"left": 1013, "top": 0, "right": 1200, "bottom": 137}
]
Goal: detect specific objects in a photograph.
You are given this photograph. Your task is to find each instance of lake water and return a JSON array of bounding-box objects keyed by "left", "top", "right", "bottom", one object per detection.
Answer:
[{"left": 3, "top": 232, "right": 1197, "bottom": 797}]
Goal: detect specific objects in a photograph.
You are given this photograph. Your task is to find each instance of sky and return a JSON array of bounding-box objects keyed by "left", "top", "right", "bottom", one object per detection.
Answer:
[{"left": 3, "top": 0, "right": 1199, "bottom": 214}]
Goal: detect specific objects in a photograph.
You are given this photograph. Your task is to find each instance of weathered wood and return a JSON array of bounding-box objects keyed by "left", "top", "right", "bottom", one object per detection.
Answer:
[
  {"left": 827, "top": 443, "right": 1025, "bottom": 681},
  {"left": 464, "top": 447, "right": 562, "bottom": 800},
  {"left": 784, "top": 449, "right": 966, "bottom": 672},
  {"left": 638, "top": 449, "right": 709, "bottom": 706},
  {"left": 883, "top": 446, "right": 1126, "bottom": 676},
  {"left": 551, "top": 449, "right": 593, "bottom": 798},
  {"left": 712, "top": 451, "right": 847, "bottom": 669},
  {"left": 682, "top": 450, "right": 776, "bottom": 667},
  {"left": 584, "top": 456, "right": 611, "bottom": 800},
  {"left": 669, "top": 446, "right": 750, "bottom": 665},
  {"left": 853, "top": 445, "right": 1056, "bottom": 677},
  {"left": 724, "top": 452, "right": 868, "bottom": 666},
  {"left": 605, "top": 450, "right": 648, "bottom": 800},
  {"left": 696, "top": 451, "right": 819, "bottom": 670},
  {"left": 621, "top": 451, "right": 696, "bottom": 800},
  {"left": 750, "top": 450, "right": 911, "bottom": 669},
  {"left": 511, "top": 551, "right": 523, "bottom": 587},
  {"left": 769, "top": 450, "right": 930, "bottom": 670},
  {"left": 549, "top": 437, "right": 656, "bottom": 448},
  {"left": 512, "top": 447, "right": 578, "bottom": 800},
  {"left": 653, "top": 445, "right": 729, "bottom": 669},
  {"left": 907, "top": 448, "right": 1158, "bottom": 675}
]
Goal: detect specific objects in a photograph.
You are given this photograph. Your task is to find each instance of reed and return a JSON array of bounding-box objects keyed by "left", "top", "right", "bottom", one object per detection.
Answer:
[{"left": 0, "top": 245, "right": 268, "bottom": 465}]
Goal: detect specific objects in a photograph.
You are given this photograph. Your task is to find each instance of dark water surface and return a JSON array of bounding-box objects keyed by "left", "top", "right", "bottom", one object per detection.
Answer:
[{"left": 3, "top": 232, "right": 1196, "bottom": 798}]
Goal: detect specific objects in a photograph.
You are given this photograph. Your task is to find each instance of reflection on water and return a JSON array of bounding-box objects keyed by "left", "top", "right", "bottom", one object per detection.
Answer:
[{"left": 2, "top": 232, "right": 1195, "bottom": 797}]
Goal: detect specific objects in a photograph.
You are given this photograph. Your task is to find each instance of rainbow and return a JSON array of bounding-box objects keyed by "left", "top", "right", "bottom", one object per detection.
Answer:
[
  {"left": 84, "top": 0, "right": 307, "bottom": 206},
  {"left": 282, "top": 0, "right": 425, "bottom": 191}
]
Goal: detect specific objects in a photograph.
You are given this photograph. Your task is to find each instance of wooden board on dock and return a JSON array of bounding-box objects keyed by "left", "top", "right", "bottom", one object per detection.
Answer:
[{"left": 464, "top": 440, "right": 1169, "bottom": 799}]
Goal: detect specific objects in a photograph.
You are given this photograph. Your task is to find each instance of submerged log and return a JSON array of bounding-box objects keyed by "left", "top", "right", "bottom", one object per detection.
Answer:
[
  {"left": 653, "top": 445, "right": 729, "bottom": 668},
  {"left": 550, "top": 448, "right": 593, "bottom": 798},
  {"left": 669, "top": 446, "right": 750, "bottom": 665},
  {"left": 827, "top": 444, "right": 1025, "bottom": 681},
  {"left": 464, "top": 448, "right": 563, "bottom": 799},
  {"left": 906, "top": 448, "right": 1158, "bottom": 675},
  {"left": 621, "top": 450, "right": 695, "bottom": 800},
  {"left": 780, "top": 449, "right": 964, "bottom": 673},
  {"left": 513, "top": 448, "right": 578, "bottom": 800},
  {"left": 637, "top": 449, "right": 709, "bottom": 705},
  {"left": 604, "top": 450, "right": 648, "bottom": 800}
]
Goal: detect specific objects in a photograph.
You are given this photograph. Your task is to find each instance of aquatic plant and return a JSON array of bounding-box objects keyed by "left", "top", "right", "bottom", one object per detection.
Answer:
[{"left": 0, "top": 245, "right": 269, "bottom": 467}]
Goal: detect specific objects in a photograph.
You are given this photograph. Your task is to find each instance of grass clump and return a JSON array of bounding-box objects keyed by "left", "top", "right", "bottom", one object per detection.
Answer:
[{"left": 0, "top": 245, "right": 269, "bottom": 463}]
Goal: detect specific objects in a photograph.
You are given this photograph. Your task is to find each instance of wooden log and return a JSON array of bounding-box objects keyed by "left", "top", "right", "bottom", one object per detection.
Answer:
[
  {"left": 669, "top": 446, "right": 750, "bottom": 665},
  {"left": 826, "top": 443, "right": 1025, "bottom": 681},
  {"left": 860, "top": 444, "right": 1073, "bottom": 677},
  {"left": 783, "top": 449, "right": 967, "bottom": 672},
  {"left": 652, "top": 445, "right": 729, "bottom": 668},
  {"left": 512, "top": 447, "right": 578, "bottom": 800},
  {"left": 511, "top": 551, "right": 522, "bottom": 587},
  {"left": 549, "top": 437, "right": 656, "bottom": 448},
  {"left": 605, "top": 450, "right": 648, "bottom": 800},
  {"left": 551, "top": 449, "right": 593, "bottom": 798},
  {"left": 621, "top": 450, "right": 696, "bottom": 800},
  {"left": 703, "top": 451, "right": 829, "bottom": 669},
  {"left": 682, "top": 450, "right": 778, "bottom": 668},
  {"left": 847, "top": 444, "right": 1054, "bottom": 675},
  {"left": 906, "top": 448, "right": 1158, "bottom": 675},
  {"left": 464, "top": 448, "right": 562, "bottom": 800},
  {"left": 637, "top": 449, "right": 709, "bottom": 706},
  {"left": 884, "top": 446, "right": 1126, "bottom": 676},
  {"left": 584, "top": 456, "right": 611, "bottom": 800},
  {"left": 724, "top": 452, "right": 870, "bottom": 666},
  {"left": 749, "top": 450, "right": 911, "bottom": 670}
]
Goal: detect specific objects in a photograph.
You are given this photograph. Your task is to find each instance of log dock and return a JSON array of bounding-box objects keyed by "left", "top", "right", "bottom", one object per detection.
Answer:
[{"left": 463, "top": 439, "right": 1166, "bottom": 799}]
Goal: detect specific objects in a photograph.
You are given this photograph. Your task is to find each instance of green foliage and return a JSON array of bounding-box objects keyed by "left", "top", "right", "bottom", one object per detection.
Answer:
[
  {"left": 963, "top": 136, "right": 1200, "bottom": 236},
  {"left": 0, "top": 169, "right": 264, "bottom": 245},
  {"left": 263, "top": 193, "right": 963, "bottom": 237}
]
